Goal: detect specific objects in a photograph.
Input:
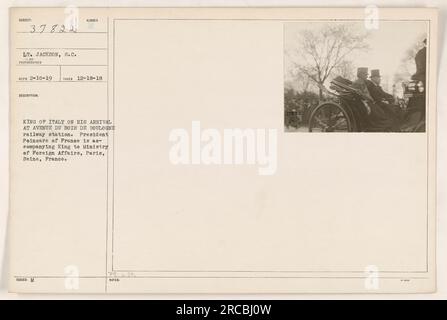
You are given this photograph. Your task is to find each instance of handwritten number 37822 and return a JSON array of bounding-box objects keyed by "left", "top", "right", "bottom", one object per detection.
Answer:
[{"left": 30, "top": 24, "right": 75, "bottom": 33}]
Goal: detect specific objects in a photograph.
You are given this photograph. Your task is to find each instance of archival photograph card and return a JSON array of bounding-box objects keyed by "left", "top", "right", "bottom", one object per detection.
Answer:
[{"left": 8, "top": 7, "right": 437, "bottom": 293}]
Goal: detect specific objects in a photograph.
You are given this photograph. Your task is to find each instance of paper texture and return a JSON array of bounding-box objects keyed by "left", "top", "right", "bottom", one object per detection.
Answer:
[{"left": 9, "top": 7, "right": 437, "bottom": 293}]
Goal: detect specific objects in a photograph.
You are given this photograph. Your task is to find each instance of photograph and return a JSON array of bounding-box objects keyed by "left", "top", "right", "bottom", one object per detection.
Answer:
[{"left": 284, "top": 21, "right": 427, "bottom": 132}]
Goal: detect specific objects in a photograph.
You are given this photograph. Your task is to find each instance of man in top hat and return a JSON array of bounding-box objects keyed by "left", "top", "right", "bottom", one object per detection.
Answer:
[
  {"left": 352, "top": 67, "right": 396, "bottom": 131},
  {"left": 353, "top": 67, "right": 373, "bottom": 101},
  {"left": 365, "top": 69, "right": 401, "bottom": 130},
  {"left": 366, "top": 69, "right": 395, "bottom": 105}
]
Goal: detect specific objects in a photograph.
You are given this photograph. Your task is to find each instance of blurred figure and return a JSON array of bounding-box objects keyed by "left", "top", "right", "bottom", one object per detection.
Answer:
[
  {"left": 401, "top": 38, "right": 427, "bottom": 131},
  {"left": 412, "top": 38, "right": 426, "bottom": 82}
]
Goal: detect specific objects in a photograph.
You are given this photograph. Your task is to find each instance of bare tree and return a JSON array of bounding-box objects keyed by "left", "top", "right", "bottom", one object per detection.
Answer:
[
  {"left": 286, "top": 23, "right": 369, "bottom": 99},
  {"left": 285, "top": 67, "right": 312, "bottom": 93},
  {"left": 334, "top": 60, "right": 355, "bottom": 80}
]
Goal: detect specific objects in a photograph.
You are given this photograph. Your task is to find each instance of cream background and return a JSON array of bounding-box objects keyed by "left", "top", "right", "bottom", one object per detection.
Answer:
[
  {"left": 113, "top": 20, "right": 427, "bottom": 273},
  {"left": 2, "top": 2, "right": 443, "bottom": 300}
]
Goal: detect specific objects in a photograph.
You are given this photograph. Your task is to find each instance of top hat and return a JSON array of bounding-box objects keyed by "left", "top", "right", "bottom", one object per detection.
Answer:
[
  {"left": 370, "top": 69, "right": 381, "bottom": 78},
  {"left": 357, "top": 67, "right": 368, "bottom": 77}
]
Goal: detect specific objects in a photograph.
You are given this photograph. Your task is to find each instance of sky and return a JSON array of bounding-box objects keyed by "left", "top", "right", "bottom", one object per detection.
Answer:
[{"left": 285, "top": 20, "right": 427, "bottom": 93}]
